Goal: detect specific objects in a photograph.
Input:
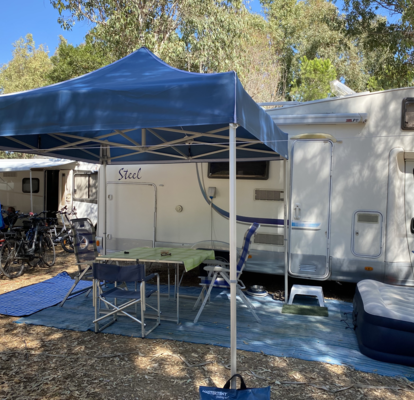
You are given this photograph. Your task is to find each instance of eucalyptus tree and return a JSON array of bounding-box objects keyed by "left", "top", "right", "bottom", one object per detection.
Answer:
[
  {"left": 290, "top": 56, "right": 337, "bottom": 101},
  {"left": 261, "top": 0, "right": 374, "bottom": 97},
  {"left": 343, "top": 0, "right": 414, "bottom": 89},
  {"left": 48, "top": 36, "right": 112, "bottom": 83},
  {"left": 50, "top": 0, "right": 284, "bottom": 101},
  {"left": 0, "top": 34, "right": 53, "bottom": 94}
]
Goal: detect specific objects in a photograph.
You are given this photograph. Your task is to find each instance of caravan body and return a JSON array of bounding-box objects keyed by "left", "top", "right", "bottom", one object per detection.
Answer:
[
  {"left": 0, "top": 159, "right": 99, "bottom": 225},
  {"left": 97, "top": 87, "right": 414, "bottom": 286}
]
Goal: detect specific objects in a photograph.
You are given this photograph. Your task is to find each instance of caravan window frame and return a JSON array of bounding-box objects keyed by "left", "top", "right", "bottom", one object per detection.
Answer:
[
  {"left": 73, "top": 171, "right": 98, "bottom": 204},
  {"left": 22, "top": 178, "right": 40, "bottom": 193},
  {"left": 208, "top": 161, "right": 269, "bottom": 180},
  {"left": 402, "top": 98, "right": 414, "bottom": 130}
]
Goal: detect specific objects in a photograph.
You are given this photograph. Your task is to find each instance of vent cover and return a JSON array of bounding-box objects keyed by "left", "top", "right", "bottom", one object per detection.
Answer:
[
  {"left": 255, "top": 189, "right": 283, "bottom": 201},
  {"left": 357, "top": 213, "right": 379, "bottom": 224},
  {"left": 3, "top": 172, "right": 17, "bottom": 178},
  {"left": 254, "top": 233, "right": 284, "bottom": 245}
]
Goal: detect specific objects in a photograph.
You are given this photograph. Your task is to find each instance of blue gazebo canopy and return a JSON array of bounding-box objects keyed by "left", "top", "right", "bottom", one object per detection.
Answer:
[{"left": 0, "top": 47, "right": 288, "bottom": 163}]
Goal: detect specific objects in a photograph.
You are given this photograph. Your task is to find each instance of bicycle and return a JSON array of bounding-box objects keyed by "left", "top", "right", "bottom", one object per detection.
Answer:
[
  {"left": 47, "top": 206, "right": 79, "bottom": 253},
  {"left": 0, "top": 213, "right": 56, "bottom": 279}
]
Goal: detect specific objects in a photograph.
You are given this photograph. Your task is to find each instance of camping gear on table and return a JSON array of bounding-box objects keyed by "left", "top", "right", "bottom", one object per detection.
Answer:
[{"left": 199, "top": 374, "right": 270, "bottom": 400}]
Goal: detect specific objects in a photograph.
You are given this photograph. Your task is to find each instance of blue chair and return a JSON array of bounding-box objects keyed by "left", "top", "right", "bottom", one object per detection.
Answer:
[
  {"left": 93, "top": 263, "right": 160, "bottom": 338},
  {"left": 193, "top": 223, "right": 261, "bottom": 323}
]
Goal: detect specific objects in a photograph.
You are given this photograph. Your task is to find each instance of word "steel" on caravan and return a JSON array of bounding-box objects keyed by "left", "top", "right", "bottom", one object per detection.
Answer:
[{"left": 118, "top": 168, "right": 142, "bottom": 181}]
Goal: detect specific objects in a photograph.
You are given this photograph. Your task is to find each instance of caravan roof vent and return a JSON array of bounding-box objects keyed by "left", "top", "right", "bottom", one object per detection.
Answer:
[
  {"left": 255, "top": 189, "right": 283, "bottom": 201},
  {"left": 330, "top": 80, "right": 356, "bottom": 97}
]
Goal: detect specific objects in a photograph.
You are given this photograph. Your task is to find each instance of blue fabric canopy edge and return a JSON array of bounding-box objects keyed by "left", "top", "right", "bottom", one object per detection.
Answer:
[{"left": 0, "top": 47, "right": 288, "bottom": 162}]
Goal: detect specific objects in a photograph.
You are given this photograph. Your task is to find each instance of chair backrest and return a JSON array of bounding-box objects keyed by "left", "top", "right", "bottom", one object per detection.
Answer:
[
  {"left": 71, "top": 218, "right": 97, "bottom": 264},
  {"left": 93, "top": 263, "right": 146, "bottom": 282},
  {"left": 236, "top": 223, "right": 260, "bottom": 275}
]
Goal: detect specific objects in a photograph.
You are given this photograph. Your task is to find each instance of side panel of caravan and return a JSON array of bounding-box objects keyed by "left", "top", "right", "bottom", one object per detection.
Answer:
[
  {"left": 98, "top": 162, "right": 285, "bottom": 274},
  {"left": 72, "top": 165, "right": 99, "bottom": 226},
  {"left": 0, "top": 170, "right": 44, "bottom": 213}
]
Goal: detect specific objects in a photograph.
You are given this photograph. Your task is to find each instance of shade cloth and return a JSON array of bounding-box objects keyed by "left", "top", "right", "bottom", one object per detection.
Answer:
[
  {"left": 0, "top": 48, "right": 288, "bottom": 164},
  {"left": 97, "top": 247, "right": 215, "bottom": 272}
]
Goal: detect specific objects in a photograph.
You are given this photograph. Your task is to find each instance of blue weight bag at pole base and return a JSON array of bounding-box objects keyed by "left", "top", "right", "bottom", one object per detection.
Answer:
[{"left": 199, "top": 374, "right": 271, "bottom": 400}]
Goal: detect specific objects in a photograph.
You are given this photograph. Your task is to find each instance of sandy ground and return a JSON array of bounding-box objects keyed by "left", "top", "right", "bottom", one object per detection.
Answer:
[{"left": 0, "top": 249, "right": 413, "bottom": 399}]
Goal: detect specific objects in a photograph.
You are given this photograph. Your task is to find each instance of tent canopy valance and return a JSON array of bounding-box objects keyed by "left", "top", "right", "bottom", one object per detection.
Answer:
[{"left": 0, "top": 48, "right": 288, "bottom": 163}]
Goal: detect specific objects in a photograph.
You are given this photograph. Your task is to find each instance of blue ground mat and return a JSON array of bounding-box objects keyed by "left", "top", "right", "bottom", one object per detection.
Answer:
[
  {"left": 16, "top": 284, "right": 414, "bottom": 380},
  {"left": 0, "top": 272, "right": 92, "bottom": 316}
]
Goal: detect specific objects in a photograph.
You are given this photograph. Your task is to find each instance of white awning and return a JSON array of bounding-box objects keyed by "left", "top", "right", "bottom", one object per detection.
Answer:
[
  {"left": 0, "top": 158, "right": 74, "bottom": 172},
  {"left": 267, "top": 112, "right": 368, "bottom": 125}
]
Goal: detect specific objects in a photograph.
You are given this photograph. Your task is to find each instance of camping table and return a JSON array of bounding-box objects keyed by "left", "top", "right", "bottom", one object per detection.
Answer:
[{"left": 96, "top": 247, "right": 215, "bottom": 323}]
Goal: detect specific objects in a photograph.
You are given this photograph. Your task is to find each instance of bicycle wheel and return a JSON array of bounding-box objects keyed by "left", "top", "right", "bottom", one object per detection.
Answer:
[
  {"left": 39, "top": 237, "right": 56, "bottom": 268},
  {"left": 61, "top": 233, "right": 74, "bottom": 253},
  {"left": 0, "top": 240, "right": 25, "bottom": 279}
]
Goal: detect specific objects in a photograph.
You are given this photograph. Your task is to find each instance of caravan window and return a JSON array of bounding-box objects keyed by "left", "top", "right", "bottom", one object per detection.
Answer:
[
  {"left": 402, "top": 98, "right": 414, "bottom": 130},
  {"left": 74, "top": 172, "right": 98, "bottom": 202},
  {"left": 208, "top": 161, "right": 269, "bottom": 180},
  {"left": 22, "top": 178, "right": 39, "bottom": 193}
]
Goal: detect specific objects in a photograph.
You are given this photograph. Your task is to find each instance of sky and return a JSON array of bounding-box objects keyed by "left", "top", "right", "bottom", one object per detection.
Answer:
[
  {"left": 0, "top": 0, "right": 92, "bottom": 66},
  {"left": 0, "top": 0, "right": 400, "bottom": 67}
]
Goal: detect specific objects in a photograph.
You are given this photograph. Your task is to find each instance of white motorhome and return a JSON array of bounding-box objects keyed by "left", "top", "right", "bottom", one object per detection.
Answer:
[
  {"left": 97, "top": 87, "right": 414, "bottom": 286},
  {"left": 0, "top": 158, "right": 99, "bottom": 226}
]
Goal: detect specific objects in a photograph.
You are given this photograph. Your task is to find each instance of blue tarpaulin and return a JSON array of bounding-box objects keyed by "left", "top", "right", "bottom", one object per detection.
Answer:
[{"left": 0, "top": 47, "right": 288, "bottom": 163}]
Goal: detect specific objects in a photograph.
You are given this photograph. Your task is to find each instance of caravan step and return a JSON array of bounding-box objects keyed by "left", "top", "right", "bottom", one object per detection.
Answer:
[{"left": 288, "top": 284, "right": 325, "bottom": 307}]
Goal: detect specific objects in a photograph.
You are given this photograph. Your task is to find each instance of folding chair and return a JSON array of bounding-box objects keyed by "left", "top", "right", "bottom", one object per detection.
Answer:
[
  {"left": 193, "top": 223, "right": 261, "bottom": 323},
  {"left": 93, "top": 263, "right": 161, "bottom": 338},
  {"left": 60, "top": 218, "right": 96, "bottom": 307}
]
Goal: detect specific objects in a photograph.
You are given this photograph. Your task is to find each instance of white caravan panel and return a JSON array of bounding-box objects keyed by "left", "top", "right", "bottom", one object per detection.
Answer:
[
  {"left": 352, "top": 211, "right": 383, "bottom": 257},
  {"left": 289, "top": 140, "right": 332, "bottom": 279},
  {"left": 106, "top": 182, "right": 156, "bottom": 251}
]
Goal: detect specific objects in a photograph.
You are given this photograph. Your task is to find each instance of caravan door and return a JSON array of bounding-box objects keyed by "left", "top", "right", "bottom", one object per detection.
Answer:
[
  {"left": 59, "top": 170, "right": 73, "bottom": 211},
  {"left": 405, "top": 161, "right": 414, "bottom": 265},
  {"left": 106, "top": 182, "right": 156, "bottom": 251},
  {"left": 289, "top": 140, "right": 333, "bottom": 279}
]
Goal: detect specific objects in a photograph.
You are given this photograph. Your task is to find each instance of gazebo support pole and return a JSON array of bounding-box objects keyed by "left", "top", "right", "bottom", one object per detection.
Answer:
[
  {"left": 103, "top": 161, "right": 107, "bottom": 255},
  {"left": 229, "top": 123, "right": 238, "bottom": 388},
  {"left": 30, "top": 170, "right": 33, "bottom": 213},
  {"left": 284, "top": 159, "right": 288, "bottom": 303}
]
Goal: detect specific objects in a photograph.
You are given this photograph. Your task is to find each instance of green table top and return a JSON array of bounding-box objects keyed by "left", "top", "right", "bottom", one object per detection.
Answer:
[{"left": 97, "top": 247, "right": 215, "bottom": 272}]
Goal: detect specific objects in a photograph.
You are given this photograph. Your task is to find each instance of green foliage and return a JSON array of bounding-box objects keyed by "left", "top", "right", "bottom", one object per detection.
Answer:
[
  {"left": 48, "top": 36, "right": 112, "bottom": 83},
  {"left": 290, "top": 56, "right": 337, "bottom": 101},
  {"left": 0, "top": 34, "right": 53, "bottom": 94},
  {"left": 343, "top": 0, "right": 414, "bottom": 89},
  {"left": 2, "top": 0, "right": 414, "bottom": 108},
  {"left": 49, "top": 0, "right": 285, "bottom": 101},
  {"left": 261, "top": 0, "right": 414, "bottom": 97},
  {"left": 0, "top": 152, "right": 35, "bottom": 159}
]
